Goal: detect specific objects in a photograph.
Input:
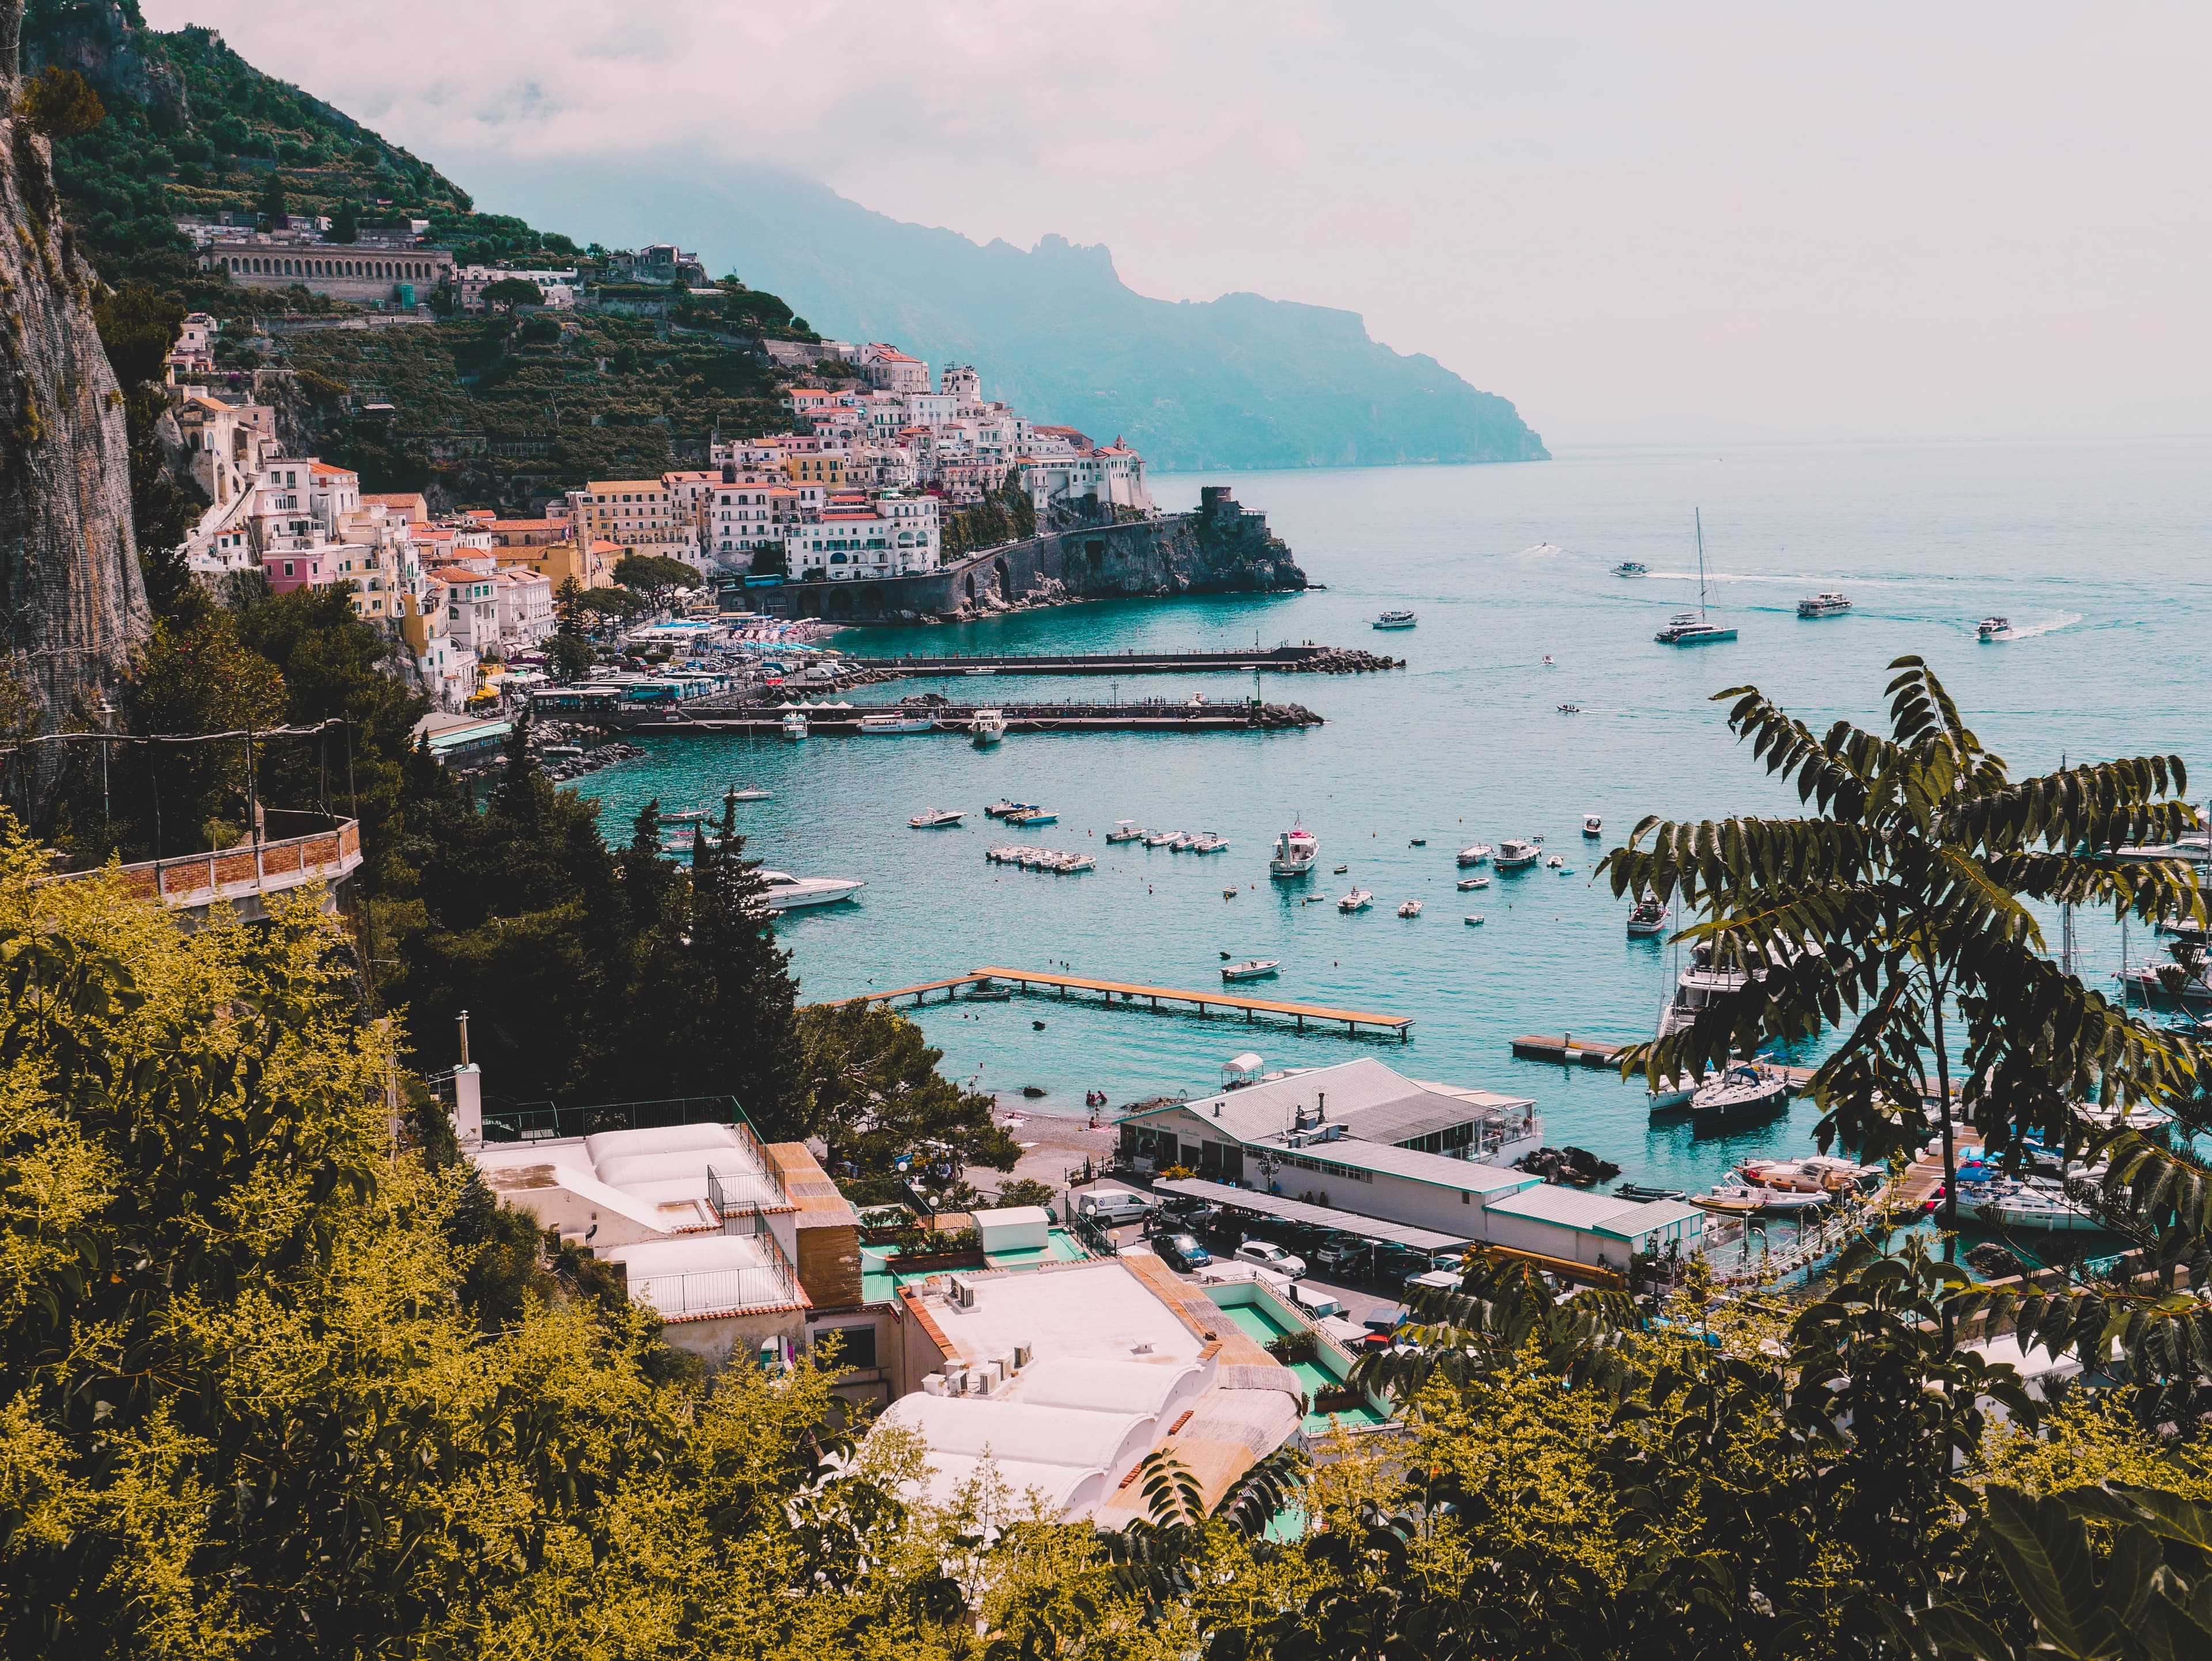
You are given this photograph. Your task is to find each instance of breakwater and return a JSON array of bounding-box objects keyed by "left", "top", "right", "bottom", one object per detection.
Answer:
[
  {"left": 844, "top": 643, "right": 1402, "bottom": 677},
  {"left": 585, "top": 699, "right": 1325, "bottom": 736}
]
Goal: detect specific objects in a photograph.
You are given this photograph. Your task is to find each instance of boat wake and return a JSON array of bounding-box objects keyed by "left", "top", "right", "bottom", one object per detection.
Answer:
[
  {"left": 1993, "top": 611, "right": 2083, "bottom": 640},
  {"left": 1518, "top": 542, "right": 1566, "bottom": 558}
]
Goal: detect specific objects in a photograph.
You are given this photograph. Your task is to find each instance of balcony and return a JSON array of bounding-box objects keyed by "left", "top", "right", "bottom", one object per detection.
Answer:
[{"left": 51, "top": 812, "right": 364, "bottom": 928}]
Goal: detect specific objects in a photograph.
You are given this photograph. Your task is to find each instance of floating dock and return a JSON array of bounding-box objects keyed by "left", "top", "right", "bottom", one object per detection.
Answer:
[
  {"left": 840, "top": 645, "right": 1402, "bottom": 678},
  {"left": 1511, "top": 1033, "right": 1632, "bottom": 1069},
  {"left": 846, "top": 966, "right": 1412, "bottom": 1041}
]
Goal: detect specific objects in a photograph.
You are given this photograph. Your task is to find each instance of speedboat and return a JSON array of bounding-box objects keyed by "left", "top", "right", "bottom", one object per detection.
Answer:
[
  {"left": 1168, "top": 831, "right": 1198, "bottom": 852},
  {"left": 1106, "top": 820, "right": 1147, "bottom": 844},
  {"left": 1372, "top": 610, "right": 1418, "bottom": 630},
  {"left": 1457, "top": 875, "right": 1490, "bottom": 891},
  {"left": 1143, "top": 828, "right": 1180, "bottom": 848},
  {"left": 1054, "top": 853, "right": 1096, "bottom": 873},
  {"left": 857, "top": 712, "right": 935, "bottom": 735},
  {"left": 755, "top": 871, "right": 865, "bottom": 912},
  {"left": 969, "top": 708, "right": 1007, "bottom": 745},
  {"left": 1797, "top": 592, "right": 1852, "bottom": 618},
  {"left": 1397, "top": 899, "right": 1422, "bottom": 918},
  {"left": 1540, "top": 654, "right": 1555, "bottom": 666},
  {"left": 1688, "top": 1062, "right": 1790, "bottom": 1126},
  {"left": 1464, "top": 913, "right": 1485, "bottom": 926},
  {"left": 1007, "top": 807, "right": 1058, "bottom": 826},
  {"left": 1495, "top": 838, "right": 1540, "bottom": 871},
  {"left": 780, "top": 712, "right": 809, "bottom": 741},
  {"left": 1457, "top": 842, "right": 1493, "bottom": 867},
  {"left": 1615, "top": 1182, "right": 1687, "bottom": 1202},
  {"left": 1191, "top": 833, "right": 1230, "bottom": 854},
  {"left": 1337, "top": 888, "right": 1374, "bottom": 913},
  {"left": 1221, "top": 958, "right": 1282, "bottom": 982},
  {"left": 1627, "top": 895, "right": 1668, "bottom": 937},
  {"left": 1738, "top": 1156, "right": 1878, "bottom": 1194},
  {"left": 908, "top": 807, "right": 965, "bottom": 828},
  {"left": 1613, "top": 561, "right": 1649, "bottom": 577},
  {"left": 986, "top": 799, "right": 1030, "bottom": 819},
  {"left": 1583, "top": 814, "right": 1603, "bottom": 837},
  {"left": 1557, "top": 703, "right": 1582, "bottom": 714},
  {"left": 1977, "top": 616, "right": 2010, "bottom": 640},
  {"left": 1270, "top": 822, "right": 1320, "bottom": 877}
]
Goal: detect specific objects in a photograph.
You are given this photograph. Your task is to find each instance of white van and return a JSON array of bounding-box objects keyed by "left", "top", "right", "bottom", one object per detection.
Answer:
[{"left": 1074, "top": 1187, "right": 1156, "bottom": 1227}]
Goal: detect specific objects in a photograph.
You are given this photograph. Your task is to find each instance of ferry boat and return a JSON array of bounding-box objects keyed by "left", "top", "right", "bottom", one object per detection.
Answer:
[
  {"left": 1655, "top": 510, "right": 1737, "bottom": 645},
  {"left": 1372, "top": 610, "right": 1418, "bottom": 630},
  {"left": 1627, "top": 895, "right": 1668, "bottom": 937},
  {"left": 1613, "top": 561, "right": 1649, "bottom": 577},
  {"left": 969, "top": 708, "right": 1007, "bottom": 745},
  {"left": 1107, "top": 820, "right": 1147, "bottom": 845},
  {"left": 1797, "top": 592, "right": 1852, "bottom": 618},
  {"left": 1269, "top": 822, "right": 1320, "bottom": 877},
  {"left": 1221, "top": 958, "right": 1282, "bottom": 982},
  {"left": 858, "top": 712, "right": 935, "bottom": 735},
  {"left": 780, "top": 712, "right": 809, "bottom": 741},
  {"left": 1494, "top": 838, "right": 1541, "bottom": 871},
  {"left": 1457, "top": 841, "right": 1493, "bottom": 867},
  {"left": 1977, "top": 616, "right": 2010, "bottom": 640},
  {"left": 908, "top": 807, "right": 965, "bottom": 828},
  {"left": 1583, "top": 814, "right": 1603, "bottom": 837},
  {"left": 1337, "top": 887, "right": 1374, "bottom": 913},
  {"left": 1688, "top": 1062, "right": 1790, "bottom": 1126},
  {"left": 756, "top": 870, "right": 865, "bottom": 911},
  {"left": 1397, "top": 899, "right": 1423, "bottom": 918}
]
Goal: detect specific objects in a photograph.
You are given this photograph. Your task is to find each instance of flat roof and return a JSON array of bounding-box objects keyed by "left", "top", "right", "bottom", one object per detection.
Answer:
[
  {"left": 1254, "top": 1136, "right": 1543, "bottom": 1195},
  {"left": 1152, "top": 1177, "right": 1474, "bottom": 1251},
  {"left": 1483, "top": 1186, "right": 1705, "bottom": 1240},
  {"left": 924, "top": 1258, "right": 1202, "bottom": 1367},
  {"left": 1126, "top": 1057, "right": 1522, "bottom": 1147}
]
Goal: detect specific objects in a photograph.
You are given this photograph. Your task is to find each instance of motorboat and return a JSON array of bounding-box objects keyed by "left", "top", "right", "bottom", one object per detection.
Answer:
[
  {"left": 1738, "top": 1156, "right": 1878, "bottom": 1195},
  {"left": 1221, "top": 959, "right": 1282, "bottom": 982},
  {"left": 1457, "top": 842, "right": 1493, "bottom": 867},
  {"left": 727, "top": 787, "right": 773, "bottom": 802},
  {"left": 1372, "top": 610, "right": 1418, "bottom": 630},
  {"left": 1143, "top": 828, "right": 1181, "bottom": 848},
  {"left": 1687, "top": 1186, "right": 1765, "bottom": 1217},
  {"left": 1544, "top": 854, "right": 1568, "bottom": 869},
  {"left": 858, "top": 712, "right": 936, "bottom": 735},
  {"left": 1457, "top": 875, "right": 1490, "bottom": 891},
  {"left": 1688, "top": 1062, "right": 1790, "bottom": 1126},
  {"left": 1977, "top": 616, "right": 2010, "bottom": 640},
  {"left": 1168, "top": 831, "right": 1198, "bottom": 851},
  {"left": 1191, "top": 833, "right": 1230, "bottom": 854},
  {"left": 986, "top": 799, "right": 1033, "bottom": 819},
  {"left": 1464, "top": 913, "right": 1486, "bottom": 926},
  {"left": 1583, "top": 814, "right": 1603, "bottom": 837},
  {"left": 1557, "top": 702, "right": 1582, "bottom": 714},
  {"left": 1627, "top": 895, "right": 1668, "bottom": 937},
  {"left": 755, "top": 871, "right": 865, "bottom": 912},
  {"left": 1410, "top": 837, "right": 1427, "bottom": 847},
  {"left": 1797, "top": 592, "right": 1852, "bottom": 618},
  {"left": 969, "top": 708, "right": 1007, "bottom": 745},
  {"left": 1270, "top": 822, "right": 1320, "bottom": 877},
  {"left": 1338, "top": 888, "right": 1374, "bottom": 913},
  {"left": 1007, "top": 808, "right": 1059, "bottom": 826},
  {"left": 1055, "top": 854, "right": 1096, "bottom": 873},
  {"left": 1540, "top": 654, "right": 1555, "bottom": 665},
  {"left": 908, "top": 807, "right": 965, "bottom": 828},
  {"left": 1106, "top": 820, "right": 1147, "bottom": 844},
  {"left": 780, "top": 712, "right": 809, "bottom": 741},
  {"left": 964, "top": 666, "right": 998, "bottom": 676},
  {"left": 1398, "top": 899, "right": 1423, "bottom": 918},
  {"left": 1655, "top": 509, "right": 1738, "bottom": 645},
  {"left": 1615, "top": 1182, "right": 1687, "bottom": 1202},
  {"left": 1495, "top": 838, "right": 1541, "bottom": 871},
  {"left": 1974, "top": 1180, "right": 2103, "bottom": 1232},
  {"left": 1613, "top": 561, "right": 1649, "bottom": 577}
]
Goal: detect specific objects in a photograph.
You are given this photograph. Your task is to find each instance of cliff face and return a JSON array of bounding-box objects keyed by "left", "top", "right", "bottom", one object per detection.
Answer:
[{"left": 0, "top": 9, "right": 149, "bottom": 738}]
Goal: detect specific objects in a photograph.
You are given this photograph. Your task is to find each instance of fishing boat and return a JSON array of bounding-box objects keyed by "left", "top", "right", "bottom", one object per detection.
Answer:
[
  {"left": 1397, "top": 899, "right": 1423, "bottom": 918},
  {"left": 858, "top": 712, "right": 936, "bottom": 735},
  {"left": 1338, "top": 888, "right": 1374, "bottom": 913},
  {"left": 1797, "top": 592, "right": 1852, "bottom": 618},
  {"left": 1191, "top": 833, "right": 1230, "bottom": 854},
  {"left": 1977, "top": 616, "right": 2010, "bottom": 640},
  {"left": 1654, "top": 510, "right": 1738, "bottom": 645},
  {"left": 1688, "top": 1062, "right": 1790, "bottom": 1126},
  {"left": 1143, "top": 828, "right": 1180, "bottom": 848},
  {"left": 1457, "top": 875, "right": 1490, "bottom": 891},
  {"left": 780, "top": 712, "right": 809, "bottom": 741},
  {"left": 1007, "top": 807, "right": 1059, "bottom": 827},
  {"left": 1627, "top": 895, "right": 1668, "bottom": 937},
  {"left": 1583, "top": 814, "right": 1603, "bottom": 837},
  {"left": 908, "top": 807, "right": 965, "bottom": 828},
  {"left": 1372, "top": 610, "right": 1418, "bottom": 630},
  {"left": 1613, "top": 561, "right": 1649, "bottom": 577},
  {"left": 1495, "top": 838, "right": 1541, "bottom": 872},
  {"left": 969, "top": 708, "right": 1007, "bottom": 745},
  {"left": 1107, "top": 820, "right": 1147, "bottom": 844},
  {"left": 1464, "top": 914, "right": 1485, "bottom": 926},
  {"left": 1269, "top": 822, "right": 1320, "bottom": 877},
  {"left": 1221, "top": 959, "right": 1282, "bottom": 982},
  {"left": 756, "top": 870, "right": 865, "bottom": 911}
]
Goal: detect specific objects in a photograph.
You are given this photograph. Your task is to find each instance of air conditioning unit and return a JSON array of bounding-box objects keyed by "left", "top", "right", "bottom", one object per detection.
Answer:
[
  {"left": 964, "top": 1368, "right": 989, "bottom": 1396},
  {"left": 921, "top": 1375, "right": 946, "bottom": 1397},
  {"left": 1013, "top": 1341, "right": 1033, "bottom": 1369},
  {"left": 941, "top": 1365, "right": 967, "bottom": 1394},
  {"left": 947, "top": 1276, "right": 978, "bottom": 1311},
  {"left": 978, "top": 1361, "right": 1003, "bottom": 1393}
]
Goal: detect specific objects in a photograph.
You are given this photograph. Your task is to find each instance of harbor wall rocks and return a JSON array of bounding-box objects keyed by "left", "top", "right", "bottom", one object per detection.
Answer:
[{"left": 763, "top": 487, "right": 1305, "bottom": 625}]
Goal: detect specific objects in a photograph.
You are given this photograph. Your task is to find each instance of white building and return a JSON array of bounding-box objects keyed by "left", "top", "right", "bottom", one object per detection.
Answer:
[
  {"left": 1020, "top": 438, "right": 1152, "bottom": 517},
  {"left": 784, "top": 493, "right": 940, "bottom": 580},
  {"left": 857, "top": 342, "right": 930, "bottom": 395}
]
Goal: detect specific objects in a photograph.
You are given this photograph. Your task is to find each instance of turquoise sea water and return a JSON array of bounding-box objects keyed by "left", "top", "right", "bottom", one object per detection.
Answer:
[{"left": 581, "top": 437, "right": 2212, "bottom": 1207}]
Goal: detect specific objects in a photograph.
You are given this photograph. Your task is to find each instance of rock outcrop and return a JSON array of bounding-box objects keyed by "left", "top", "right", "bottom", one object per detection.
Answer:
[{"left": 0, "top": 5, "right": 149, "bottom": 741}]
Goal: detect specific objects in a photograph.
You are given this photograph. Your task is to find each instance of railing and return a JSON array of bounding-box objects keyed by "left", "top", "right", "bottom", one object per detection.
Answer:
[
  {"left": 47, "top": 814, "right": 362, "bottom": 915},
  {"left": 628, "top": 1201, "right": 804, "bottom": 1316}
]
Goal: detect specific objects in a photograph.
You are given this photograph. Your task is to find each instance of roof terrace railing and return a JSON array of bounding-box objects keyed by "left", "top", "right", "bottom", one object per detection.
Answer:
[
  {"left": 627, "top": 1204, "right": 802, "bottom": 1317},
  {"left": 479, "top": 1095, "right": 787, "bottom": 1209}
]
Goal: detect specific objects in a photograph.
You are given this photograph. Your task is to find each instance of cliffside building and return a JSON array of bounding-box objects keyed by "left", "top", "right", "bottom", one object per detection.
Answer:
[{"left": 196, "top": 231, "right": 454, "bottom": 307}]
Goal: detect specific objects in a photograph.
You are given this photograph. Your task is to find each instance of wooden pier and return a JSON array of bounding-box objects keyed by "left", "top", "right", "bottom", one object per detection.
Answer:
[
  {"left": 1511, "top": 1033, "right": 1633, "bottom": 1069},
  {"left": 844, "top": 966, "right": 1412, "bottom": 1041}
]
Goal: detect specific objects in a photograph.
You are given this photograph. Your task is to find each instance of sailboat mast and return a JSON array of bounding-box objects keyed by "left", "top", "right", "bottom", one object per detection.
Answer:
[{"left": 1696, "top": 508, "right": 1709, "bottom": 619}]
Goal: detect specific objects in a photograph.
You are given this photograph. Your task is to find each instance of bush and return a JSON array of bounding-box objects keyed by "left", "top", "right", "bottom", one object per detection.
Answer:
[{"left": 16, "top": 66, "right": 105, "bottom": 138}]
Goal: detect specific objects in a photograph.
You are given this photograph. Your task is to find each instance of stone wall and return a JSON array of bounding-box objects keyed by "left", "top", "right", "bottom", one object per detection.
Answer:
[{"left": 762, "top": 488, "right": 1305, "bottom": 624}]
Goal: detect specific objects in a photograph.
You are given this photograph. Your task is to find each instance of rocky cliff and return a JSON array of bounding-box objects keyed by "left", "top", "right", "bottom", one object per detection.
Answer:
[{"left": 0, "top": 4, "right": 149, "bottom": 742}]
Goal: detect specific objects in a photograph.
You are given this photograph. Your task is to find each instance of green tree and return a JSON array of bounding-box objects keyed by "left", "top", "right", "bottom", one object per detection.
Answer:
[
  {"left": 547, "top": 576, "right": 597, "bottom": 680},
  {"left": 256, "top": 165, "right": 286, "bottom": 221},
  {"left": 329, "top": 198, "right": 358, "bottom": 242},
  {"left": 479, "top": 276, "right": 544, "bottom": 309},
  {"left": 1600, "top": 656, "right": 2202, "bottom": 1234},
  {"left": 794, "top": 1001, "right": 1018, "bottom": 1200},
  {"left": 613, "top": 551, "right": 704, "bottom": 611}
]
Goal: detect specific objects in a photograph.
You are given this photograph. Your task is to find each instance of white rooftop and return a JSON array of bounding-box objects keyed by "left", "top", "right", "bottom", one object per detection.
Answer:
[
  {"left": 471, "top": 1119, "right": 785, "bottom": 1244},
  {"left": 1483, "top": 1184, "right": 1702, "bottom": 1240},
  {"left": 1134, "top": 1057, "right": 1536, "bottom": 1149},
  {"left": 600, "top": 1232, "right": 798, "bottom": 1320},
  {"left": 932, "top": 1259, "right": 1202, "bottom": 1367}
]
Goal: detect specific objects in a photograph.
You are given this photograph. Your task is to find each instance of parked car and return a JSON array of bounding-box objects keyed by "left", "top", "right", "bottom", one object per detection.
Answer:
[
  {"left": 1074, "top": 1188, "right": 1155, "bottom": 1227},
  {"left": 1156, "top": 1196, "right": 1221, "bottom": 1232},
  {"left": 1286, "top": 1285, "right": 1347, "bottom": 1322},
  {"left": 1314, "top": 1236, "right": 1372, "bottom": 1276},
  {"left": 1156, "top": 1232, "right": 1212, "bottom": 1272},
  {"left": 1234, "top": 1240, "right": 1306, "bottom": 1278},
  {"left": 1430, "top": 1248, "right": 1468, "bottom": 1274}
]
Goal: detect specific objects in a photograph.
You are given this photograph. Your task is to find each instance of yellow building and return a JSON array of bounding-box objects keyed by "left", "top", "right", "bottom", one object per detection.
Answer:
[
  {"left": 494, "top": 539, "right": 613, "bottom": 591},
  {"left": 785, "top": 451, "right": 848, "bottom": 486}
]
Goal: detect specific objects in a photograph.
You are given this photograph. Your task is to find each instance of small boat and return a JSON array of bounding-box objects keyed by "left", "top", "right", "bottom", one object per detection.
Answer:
[
  {"left": 1688, "top": 1062, "right": 1790, "bottom": 1126},
  {"left": 1143, "top": 828, "right": 1180, "bottom": 848},
  {"left": 969, "top": 708, "right": 1007, "bottom": 745},
  {"left": 781, "top": 712, "right": 809, "bottom": 741},
  {"left": 1056, "top": 854, "right": 1096, "bottom": 873},
  {"left": 908, "top": 807, "right": 965, "bottom": 828},
  {"left": 1270, "top": 822, "right": 1320, "bottom": 877},
  {"left": 986, "top": 799, "right": 1032, "bottom": 819},
  {"left": 1797, "top": 592, "right": 1852, "bottom": 618},
  {"left": 1557, "top": 702, "right": 1581, "bottom": 714},
  {"left": 728, "top": 787, "right": 773, "bottom": 802},
  {"left": 1398, "top": 899, "right": 1422, "bottom": 918},
  {"left": 1410, "top": 837, "right": 1427, "bottom": 847},
  {"left": 1540, "top": 654, "right": 1555, "bottom": 666},
  {"left": 1338, "top": 888, "right": 1374, "bottom": 913},
  {"left": 1463, "top": 913, "right": 1484, "bottom": 926},
  {"left": 1372, "top": 610, "right": 1418, "bottom": 630},
  {"left": 1457, "top": 842, "right": 1493, "bottom": 867},
  {"left": 1544, "top": 854, "right": 1567, "bottom": 869},
  {"left": 1168, "top": 831, "right": 1198, "bottom": 851},
  {"left": 1977, "top": 616, "right": 2010, "bottom": 640},
  {"left": 1332, "top": 864, "right": 1350, "bottom": 875},
  {"left": 1613, "top": 561, "right": 1649, "bottom": 577},
  {"left": 1687, "top": 1186, "right": 1764, "bottom": 1217},
  {"left": 1615, "top": 1182, "right": 1686, "bottom": 1202},
  {"left": 964, "top": 981, "right": 1013, "bottom": 1001},
  {"left": 1457, "top": 875, "right": 1490, "bottom": 891},
  {"left": 1495, "top": 839, "right": 1541, "bottom": 872},
  {"left": 1582, "top": 814, "right": 1603, "bottom": 838},
  {"left": 1191, "top": 833, "right": 1230, "bottom": 854},
  {"left": 1007, "top": 808, "right": 1059, "bottom": 826},
  {"left": 858, "top": 712, "right": 936, "bottom": 735},
  {"left": 964, "top": 666, "right": 998, "bottom": 676},
  {"left": 1106, "top": 820, "right": 1147, "bottom": 844},
  {"left": 1221, "top": 958, "right": 1282, "bottom": 982},
  {"left": 1626, "top": 895, "right": 1668, "bottom": 937},
  {"left": 1222, "top": 888, "right": 1238, "bottom": 899}
]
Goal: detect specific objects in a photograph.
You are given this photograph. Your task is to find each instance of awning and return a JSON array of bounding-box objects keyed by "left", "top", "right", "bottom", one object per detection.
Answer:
[{"left": 1151, "top": 1178, "right": 1472, "bottom": 1253}]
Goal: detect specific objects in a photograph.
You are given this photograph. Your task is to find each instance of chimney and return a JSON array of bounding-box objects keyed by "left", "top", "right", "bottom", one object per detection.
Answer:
[
  {"left": 452, "top": 1009, "right": 482, "bottom": 1146},
  {"left": 1317, "top": 1092, "right": 1325, "bottom": 1121}
]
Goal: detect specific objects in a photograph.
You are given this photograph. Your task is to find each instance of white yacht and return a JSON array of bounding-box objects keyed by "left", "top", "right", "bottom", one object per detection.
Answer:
[
  {"left": 1654, "top": 510, "right": 1738, "bottom": 645},
  {"left": 756, "top": 871, "right": 865, "bottom": 911},
  {"left": 1977, "top": 616, "right": 2010, "bottom": 641},
  {"left": 1337, "top": 887, "right": 1374, "bottom": 913},
  {"left": 1973, "top": 1180, "right": 2103, "bottom": 1232},
  {"left": 908, "top": 807, "right": 965, "bottom": 828},
  {"left": 1372, "top": 610, "right": 1418, "bottom": 630},
  {"left": 779, "top": 711, "right": 808, "bottom": 741},
  {"left": 1270, "top": 822, "right": 1320, "bottom": 877},
  {"left": 858, "top": 712, "right": 936, "bottom": 735},
  {"left": 1797, "top": 592, "right": 1852, "bottom": 618},
  {"left": 1495, "top": 839, "right": 1541, "bottom": 871},
  {"left": 1456, "top": 841, "right": 1493, "bottom": 867},
  {"left": 969, "top": 708, "right": 1007, "bottom": 745}
]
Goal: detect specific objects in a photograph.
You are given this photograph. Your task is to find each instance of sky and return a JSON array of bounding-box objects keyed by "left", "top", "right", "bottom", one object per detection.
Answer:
[{"left": 146, "top": 2, "right": 2212, "bottom": 445}]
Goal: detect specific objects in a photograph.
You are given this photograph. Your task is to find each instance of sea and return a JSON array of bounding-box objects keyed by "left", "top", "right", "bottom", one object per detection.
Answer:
[{"left": 579, "top": 436, "right": 2211, "bottom": 1246}]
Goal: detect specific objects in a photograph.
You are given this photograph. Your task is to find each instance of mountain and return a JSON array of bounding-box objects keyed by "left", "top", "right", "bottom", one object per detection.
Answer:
[{"left": 468, "top": 162, "right": 1548, "bottom": 472}]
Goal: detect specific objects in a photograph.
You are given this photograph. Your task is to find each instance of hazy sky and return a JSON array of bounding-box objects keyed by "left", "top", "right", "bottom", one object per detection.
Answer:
[{"left": 147, "top": 2, "right": 2212, "bottom": 444}]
